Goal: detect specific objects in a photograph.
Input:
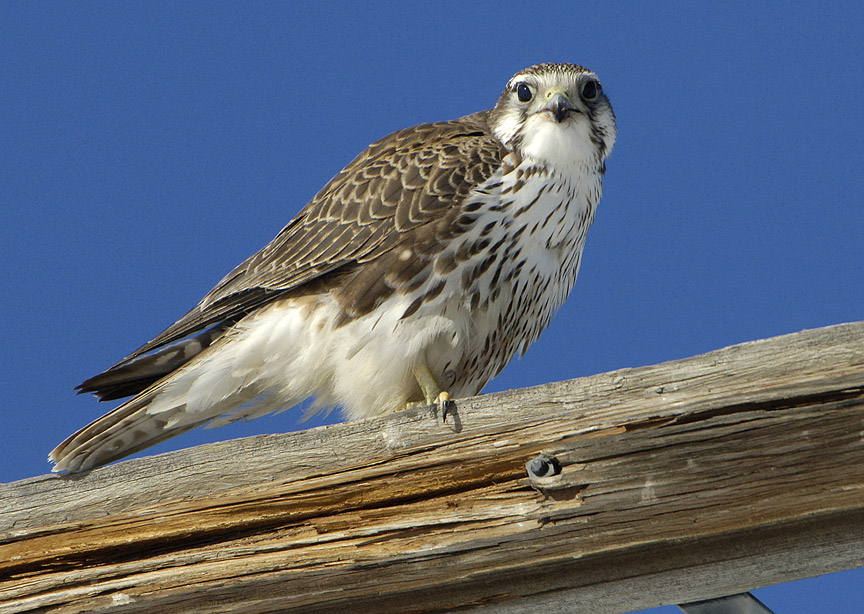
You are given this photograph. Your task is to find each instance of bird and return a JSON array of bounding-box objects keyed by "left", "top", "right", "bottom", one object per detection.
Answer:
[{"left": 50, "top": 62, "right": 617, "bottom": 473}]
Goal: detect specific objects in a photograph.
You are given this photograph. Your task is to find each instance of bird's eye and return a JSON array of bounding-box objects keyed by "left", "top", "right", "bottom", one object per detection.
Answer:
[
  {"left": 581, "top": 80, "right": 599, "bottom": 101},
  {"left": 516, "top": 83, "right": 533, "bottom": 103}
]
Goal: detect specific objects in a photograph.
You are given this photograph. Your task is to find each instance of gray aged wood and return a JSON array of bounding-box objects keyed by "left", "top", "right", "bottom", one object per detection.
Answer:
[{"left": 1, "top": 321, "right": 863, "bottom": 614}]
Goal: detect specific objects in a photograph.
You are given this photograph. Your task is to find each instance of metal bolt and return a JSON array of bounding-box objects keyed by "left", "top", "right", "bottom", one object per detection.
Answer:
[{"left": 526, "top": 455, "right": 560, "bottom": 478}]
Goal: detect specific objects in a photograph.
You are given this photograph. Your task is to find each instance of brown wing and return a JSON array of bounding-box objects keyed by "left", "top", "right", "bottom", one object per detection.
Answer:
[{"left": 78, "top": 110, "right": 504, "bottom": 398}]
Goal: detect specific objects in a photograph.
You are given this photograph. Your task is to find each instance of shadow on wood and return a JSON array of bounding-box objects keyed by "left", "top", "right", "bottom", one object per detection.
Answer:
[{"left": 2, "top": 322, "right": 863, "bottom": 613}]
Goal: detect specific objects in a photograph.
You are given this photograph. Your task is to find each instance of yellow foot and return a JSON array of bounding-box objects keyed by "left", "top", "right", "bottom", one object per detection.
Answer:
[
  {"left": 411, "top": 362, "right": 454, "bottom": 421},
  {"left": 435, "top": 390, "right": 454, "bottom": 422}
]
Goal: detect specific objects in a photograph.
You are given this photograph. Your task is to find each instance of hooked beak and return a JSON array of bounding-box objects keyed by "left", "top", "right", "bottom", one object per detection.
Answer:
[{"left": 545, "top": 92, "right": 577, "bottom": 123}]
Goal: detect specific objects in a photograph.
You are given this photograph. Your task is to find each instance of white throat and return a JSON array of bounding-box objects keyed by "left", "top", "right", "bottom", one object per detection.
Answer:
[{"left": 518, "top": 114, "right": 599, "bottom": 176}]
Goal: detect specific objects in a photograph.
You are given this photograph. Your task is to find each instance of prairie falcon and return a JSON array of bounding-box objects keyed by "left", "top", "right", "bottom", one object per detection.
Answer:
[{"left": 51, "top": 63, "right": 617, "bottom": 473}]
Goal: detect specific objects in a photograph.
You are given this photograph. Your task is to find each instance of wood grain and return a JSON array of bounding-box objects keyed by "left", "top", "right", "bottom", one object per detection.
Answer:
[{"left": 1, "top": 321, "right": 863, "bottom": 613}]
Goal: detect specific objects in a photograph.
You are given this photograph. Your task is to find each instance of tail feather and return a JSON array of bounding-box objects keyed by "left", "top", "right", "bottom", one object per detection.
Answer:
[
  {"left": 52, "top": 322, "right": 281, "bottom": 473},
  {"left": 50, "top": 392, "right": 206, "bottom": 473},
  {"left": 52, "top": 302, "right": 335, "bottom": 472}
]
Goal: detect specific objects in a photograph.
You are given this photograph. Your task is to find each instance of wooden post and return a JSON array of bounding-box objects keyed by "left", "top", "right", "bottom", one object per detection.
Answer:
[{"left": 2, "top": 322, "right": 863, "bottom": 614}]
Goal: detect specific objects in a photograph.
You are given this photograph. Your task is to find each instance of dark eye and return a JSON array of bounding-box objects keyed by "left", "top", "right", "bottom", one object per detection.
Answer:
[
  {"left": 581, "top": 80, "right": 599, "bottom": 101},
  {"left": 516, "top": 83, "right": 533, "bottom": 102}
]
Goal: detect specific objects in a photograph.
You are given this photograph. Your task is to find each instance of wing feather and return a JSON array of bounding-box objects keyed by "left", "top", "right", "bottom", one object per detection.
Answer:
[{"left": 89, "top": 111, "right": 504, "bottom": 379}]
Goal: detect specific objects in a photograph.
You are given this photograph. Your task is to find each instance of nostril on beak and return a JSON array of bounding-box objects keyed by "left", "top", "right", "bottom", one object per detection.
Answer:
[{"left": 546, "top": 93, "right": 574, "bottom": 123}]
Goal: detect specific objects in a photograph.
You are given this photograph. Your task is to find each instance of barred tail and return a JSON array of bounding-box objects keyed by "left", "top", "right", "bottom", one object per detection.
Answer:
[{"left": 50, "top": 392, "right": 205, "bottom": 473}]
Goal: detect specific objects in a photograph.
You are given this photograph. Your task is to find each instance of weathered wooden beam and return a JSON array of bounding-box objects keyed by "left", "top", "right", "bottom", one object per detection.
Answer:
[{"left": 1, "top": 321, "right": 863, "bottom": 614}]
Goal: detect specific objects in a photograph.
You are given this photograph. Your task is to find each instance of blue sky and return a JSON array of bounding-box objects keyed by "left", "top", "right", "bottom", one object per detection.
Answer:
[{"left": 1, "top": 2, "right": 862, "bottom": 612}]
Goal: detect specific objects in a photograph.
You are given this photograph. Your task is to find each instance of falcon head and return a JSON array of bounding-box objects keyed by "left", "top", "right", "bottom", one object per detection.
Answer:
[{"left": 489, "top": 63, "right": 617, "bottom": 174}]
